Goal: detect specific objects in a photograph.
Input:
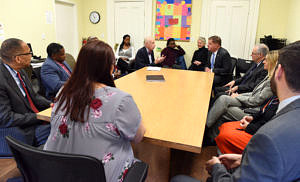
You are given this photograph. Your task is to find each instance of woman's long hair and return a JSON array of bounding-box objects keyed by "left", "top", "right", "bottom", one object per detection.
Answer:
[
  {"left": 266, "top": 50, "right": 279, "bottom": 78},
  {"left": 119, "top": 34, "right": 130, "bottom": 52},
  {"left": 55, "top": 40, "right": 116, "bottom": 122}
]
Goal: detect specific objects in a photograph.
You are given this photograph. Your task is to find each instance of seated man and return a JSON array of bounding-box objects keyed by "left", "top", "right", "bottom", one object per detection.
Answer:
[
  {"left": 161, "top": 38, "right": 185, "bottom": 69},
  {"left": 135, "top": 36, "right": 165, "bottom": 70},
  {"left": 41, "top": 43, "right": 72, "bottom": 100},
  {"left": 205, "top": 36, "right": 232, "bottom": 87},
  {"left": 215, "top": 44, "right": 269, "bottom": 96},
  {"left": 0, "top": 38, "right": 51, "bottom": 147}
]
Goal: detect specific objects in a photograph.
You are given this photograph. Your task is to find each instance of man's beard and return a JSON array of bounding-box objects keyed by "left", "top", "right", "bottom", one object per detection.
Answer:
[{"left": 270, "top": 73, "right": 278, "bottom": 96}]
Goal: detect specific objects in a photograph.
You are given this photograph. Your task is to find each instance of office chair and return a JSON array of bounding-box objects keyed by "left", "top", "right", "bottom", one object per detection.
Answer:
[
  {"left": 65, "top": 53, "right": 76, "bottom": 70},
  {"left": 219, "top": 57, "right": 237, "bottom": 84},
  {"left": 5, "top": 136, "right": 149, "bottom": 182},
  {"left": 235, "top": 58, "right": 254, "bottom": 79}
]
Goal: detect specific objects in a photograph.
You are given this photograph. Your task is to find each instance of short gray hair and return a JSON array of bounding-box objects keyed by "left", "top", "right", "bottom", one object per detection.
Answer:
[
  {"left": 256, "top": 43, "right": 269, "bottom": 56},
  {"left": 198, "top": 36, "right": 206, "bottom": 44}
]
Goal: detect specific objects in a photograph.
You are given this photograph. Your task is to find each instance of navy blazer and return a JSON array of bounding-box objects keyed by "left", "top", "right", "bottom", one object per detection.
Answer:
[
  {"left": 135, "top": 47, "right": 161, "bottom": 70},
  {"left": 206, "top": 47, "right": 231, "bottom": 75},
  {"left": 0, "top": 60, "right": 50, "bottom": 144},
  {"left": 41, "top": 57, "right": 72, "bottom": 99},
  {"left": 234, "top": 61, "right": 268, "bottom": 93}
]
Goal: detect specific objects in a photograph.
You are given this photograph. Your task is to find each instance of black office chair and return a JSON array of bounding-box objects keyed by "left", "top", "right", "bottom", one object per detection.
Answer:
[
  {"left": 5, "top": 136, "right": 148, "bottom": 182},
  {"left": 235, "top": 58, "right": 255, "bottom": 79},
  {"left": 219, "top": 57, "right": 237, "bottom": 84},
  {"left": 31, "top": 67, "right": 47, "bottom": 98}
]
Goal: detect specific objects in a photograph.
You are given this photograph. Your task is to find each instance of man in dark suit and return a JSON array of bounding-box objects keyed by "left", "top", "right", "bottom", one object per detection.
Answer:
[
  {"left": 41, "top": 43, "right": 72, "bottom": 100},
  {"left": 214, "top": 44, "right": 269, "bottom": 96},
  {"left": 0, "top": 38, "right": 51, "bottom": 147},
  {"left": 205, "top": 36, "right": 232, "bottom": 87},
  {"left": 135, "top": 36, "right": 165, "bottom": 70},
  {"left": 171, "top": 41, "right": 300, "bottom": 182}
]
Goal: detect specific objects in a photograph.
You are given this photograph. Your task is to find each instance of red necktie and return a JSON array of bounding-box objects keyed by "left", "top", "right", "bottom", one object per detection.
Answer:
[{"left": 17, "top": 72, "right": 39, "bottom": 113}]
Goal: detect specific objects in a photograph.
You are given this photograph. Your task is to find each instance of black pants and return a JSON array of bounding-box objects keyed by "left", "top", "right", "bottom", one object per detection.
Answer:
[{"left": 117, "top": 58, "right": 129, "bottom": 74}]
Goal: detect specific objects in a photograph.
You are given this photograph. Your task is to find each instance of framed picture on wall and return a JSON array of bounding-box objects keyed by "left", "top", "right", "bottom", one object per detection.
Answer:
[{"left": 155, "top": 0, "right": 192, "bottom": 41}]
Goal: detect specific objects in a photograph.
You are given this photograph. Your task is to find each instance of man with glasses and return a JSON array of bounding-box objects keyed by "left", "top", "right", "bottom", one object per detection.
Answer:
[
  {"left": 214, "top": 44, "right": 269, "bottom": 98},
  {"left": 0, "top": 38, "right": 51, "bottom": 147}
]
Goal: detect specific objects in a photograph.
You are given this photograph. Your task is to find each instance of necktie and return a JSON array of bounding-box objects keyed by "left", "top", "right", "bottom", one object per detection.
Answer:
[
  {"left": 57, "top": 62, "right": 71, "bottom": 77},
  {"left": 17, "top": 72, "right": 39, "bottom": 113},
  {"left": 211, "top": 53, "right": 215, "bottom": 70}
]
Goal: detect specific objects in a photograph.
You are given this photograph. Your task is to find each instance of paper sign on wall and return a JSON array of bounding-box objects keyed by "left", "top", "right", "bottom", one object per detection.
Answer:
[
  {"left": 0, "top": 23, "right": 5, "bottom": 41},
  {"left": 45, "top": 11, "right": 53, "bottom": 24}
]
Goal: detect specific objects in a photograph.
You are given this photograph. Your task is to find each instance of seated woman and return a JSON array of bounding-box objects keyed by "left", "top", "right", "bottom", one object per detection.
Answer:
[
  {"left": 115, "top": 34, "right": 135, "bottom": 74},
  {"left": 161, "top": 38, "right": 185, "bottom": 68},
  {"left": 44, "top": 40, "right": 145, "bottom": 182},
  {"left": 188, "top": 37, "right": 208, "bottom": 71},
  {"left": 206, "top": 50, "right": 278, "bottom": 141},
  {"left": 215, "top": 94, "right": 279, "bottom": 154}
]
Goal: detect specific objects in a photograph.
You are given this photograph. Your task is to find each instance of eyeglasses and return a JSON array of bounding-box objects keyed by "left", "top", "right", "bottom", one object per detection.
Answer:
[
  {"left": 15, "top": 52, "right": 33, "bottom": 57},
  {"left": 251, "top": 52, "right": 259, "bottom": 55}
]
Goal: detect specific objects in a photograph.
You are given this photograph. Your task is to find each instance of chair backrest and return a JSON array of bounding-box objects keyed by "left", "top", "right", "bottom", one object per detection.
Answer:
[
  {"left": 5, "top": 136, "right": 106, "bottom": 182},
  {"left": 31, "top": 67, "right": 46, "bottom": 98},
  {"left": 65, "top": 53, "right": 76, "bottom": 70},
  {"left": 230, "top": 57, "right": 237, "bottom": 74},
  {"left": 235, "top": 58, "right": 254, "bottom": 78}
]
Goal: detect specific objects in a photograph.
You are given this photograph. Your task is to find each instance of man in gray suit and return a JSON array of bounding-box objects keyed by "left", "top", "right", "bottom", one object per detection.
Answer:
[{"left": 171, "top": 41, "right": 300, "bottom": 182}]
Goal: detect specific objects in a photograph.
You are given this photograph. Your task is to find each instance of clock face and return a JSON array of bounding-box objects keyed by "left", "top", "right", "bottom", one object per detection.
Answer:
[{"left": 89, "top": 11, "right": 100, "bottom": 24}]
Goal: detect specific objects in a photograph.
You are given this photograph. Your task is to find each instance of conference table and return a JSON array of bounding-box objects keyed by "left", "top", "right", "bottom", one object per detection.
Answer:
[{"left": 37, "top": 67, "right": 214, "bottom": 181}]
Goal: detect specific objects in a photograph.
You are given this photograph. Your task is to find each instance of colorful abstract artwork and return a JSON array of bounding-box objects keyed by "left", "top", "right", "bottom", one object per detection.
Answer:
[{"left": 155, "top": 0, "right": 192, "bottom": 41}]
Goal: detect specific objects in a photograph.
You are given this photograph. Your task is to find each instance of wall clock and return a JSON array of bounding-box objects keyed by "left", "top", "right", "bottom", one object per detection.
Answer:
[{"left": 89, "top": 11, "right": 100, "bottom": 24}]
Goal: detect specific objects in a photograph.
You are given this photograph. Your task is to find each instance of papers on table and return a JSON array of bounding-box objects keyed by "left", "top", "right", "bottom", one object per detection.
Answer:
[{"left": 147, "top": 66, "right": 161, "bottom": 71}]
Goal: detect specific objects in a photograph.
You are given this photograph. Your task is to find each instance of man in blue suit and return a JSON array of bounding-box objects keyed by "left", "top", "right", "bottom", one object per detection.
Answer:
[
  {"left": 171, "top": 41, "right": 300, "bottom": 181},
  {"left": 41, "top": 43, "right": 72, "bottom": 100}
]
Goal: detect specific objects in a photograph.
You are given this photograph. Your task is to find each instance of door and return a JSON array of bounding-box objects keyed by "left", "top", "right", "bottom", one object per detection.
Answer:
[
  {"left": 55, "top": 1, "right": 78, "bottom": 59},
  {"left": 114, "top": 1, "right": 145, "bottom": 52},
  {"left": 200, "top": 0, "right": 260, "bottom": 59}
]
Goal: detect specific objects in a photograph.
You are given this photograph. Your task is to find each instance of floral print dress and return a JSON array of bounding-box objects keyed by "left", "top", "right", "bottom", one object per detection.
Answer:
[{"left": 44, "top": 86, "right": 141, "bottom": 182}]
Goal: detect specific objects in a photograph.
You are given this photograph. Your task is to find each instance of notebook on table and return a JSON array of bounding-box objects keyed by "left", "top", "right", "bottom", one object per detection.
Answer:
[{"left": 146, "top": 75, "right": 165, "bottom": 82}]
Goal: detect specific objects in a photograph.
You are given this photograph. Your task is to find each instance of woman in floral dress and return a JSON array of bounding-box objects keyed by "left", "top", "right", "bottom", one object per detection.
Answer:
[{"left": 44, "top": 40, "right": 146, "bottom": 182}]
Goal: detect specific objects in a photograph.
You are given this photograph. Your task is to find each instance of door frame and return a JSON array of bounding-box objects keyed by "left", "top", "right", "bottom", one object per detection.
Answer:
[
  {"left": 200, "top": 0, "right": 260, "bottom": 59},
  {"left": 54, "top": 0, "right": 79, "bottom": 58},
  {"left": 107, "top": 0, "right": 152, "bottom": 48}
]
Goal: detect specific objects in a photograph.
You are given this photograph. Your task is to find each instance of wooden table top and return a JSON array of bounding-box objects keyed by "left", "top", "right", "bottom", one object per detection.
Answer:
[{"left": 37, "top": 67, "right": 214, "bottom": 153}]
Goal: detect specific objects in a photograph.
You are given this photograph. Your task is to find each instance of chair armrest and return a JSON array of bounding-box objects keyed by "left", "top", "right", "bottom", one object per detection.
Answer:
[{"left": 123, "top": 161, "right": 148, "bottom": 182}]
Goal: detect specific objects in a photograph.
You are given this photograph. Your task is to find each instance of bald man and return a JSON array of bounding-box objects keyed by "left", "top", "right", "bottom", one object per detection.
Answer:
[{"left": 135, "top": 36, "right": 165, "bottom": 70}]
